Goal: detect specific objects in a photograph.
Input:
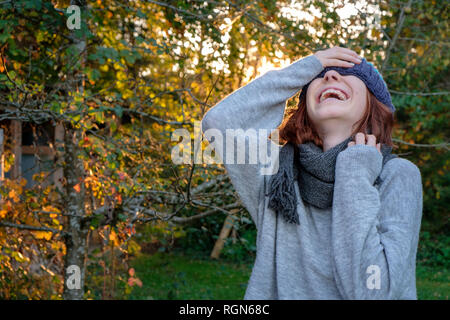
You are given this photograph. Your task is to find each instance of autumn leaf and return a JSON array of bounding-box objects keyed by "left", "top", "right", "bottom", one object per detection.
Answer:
[
  {"left": 20, "top": 178, "right": 27, "bottom": 187},
  {"left": 125, "top": 225, "right": 135, "bottom": 236},
  {"left": 115, "top": 193, "right": 122, "bottom": 204},
  {"left": 8, "top": 189, "right": 20, "bottom": 202},
  {"left": 73, "top": 183, "right": 81, "bottom": 193},
  {"left": 109, "top": 229, "right": 120, "bottom": 246},
  {"left": 33, "top": 231, "right": 53, "bottom": 241},
  {"left": 0, "top": 209, "right": 7, "bottom": 218}
]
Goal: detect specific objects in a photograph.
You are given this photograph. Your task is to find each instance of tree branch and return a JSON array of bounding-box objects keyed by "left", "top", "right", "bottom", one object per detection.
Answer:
[
  {"left": 390, "top": 90, "right": 450, "bottom": 96},
  {"left": 145, "top": 0, "right": 215, "bottom": 21},
  {"left": 0, "top": 221, "right": 67, "bottom": 236},
  {"left": 381, "top": 0, "right": 414, "bottom": 72},
  {"left": 393, "top": 138, "right": 450, "bottom": 151},
  {"left": 223, "top": 0, "right": 313, "bottom": 52}
]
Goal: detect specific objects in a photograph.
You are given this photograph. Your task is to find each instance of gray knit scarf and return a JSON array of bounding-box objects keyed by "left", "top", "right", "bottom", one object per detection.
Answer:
[{"left": 266, "top": 135, "right": 397, "bottom": 224}]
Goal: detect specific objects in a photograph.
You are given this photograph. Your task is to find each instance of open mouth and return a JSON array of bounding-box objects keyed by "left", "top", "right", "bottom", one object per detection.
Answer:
[{"left": 318, "top": 87, "right": 349, "bottom": 103}]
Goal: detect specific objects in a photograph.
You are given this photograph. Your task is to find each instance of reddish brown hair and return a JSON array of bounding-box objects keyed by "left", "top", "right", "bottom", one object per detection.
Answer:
[{"left": 275, "top": 90, "right": 398, "bottom": 150}]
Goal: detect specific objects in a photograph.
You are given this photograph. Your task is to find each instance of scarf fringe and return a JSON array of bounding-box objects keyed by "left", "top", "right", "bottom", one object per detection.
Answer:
[{"left": 266, "top": 153, "right": 300, "bottom": 225}]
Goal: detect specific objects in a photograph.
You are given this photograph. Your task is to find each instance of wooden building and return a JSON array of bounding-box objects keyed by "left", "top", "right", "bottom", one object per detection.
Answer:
[{"left": 0, "top": 120, "right": 64, "bottom": 189}]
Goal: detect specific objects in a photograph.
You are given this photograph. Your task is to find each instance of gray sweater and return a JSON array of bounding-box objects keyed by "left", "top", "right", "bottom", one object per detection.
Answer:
[{"left": 200, "top": 55, "right": 423, "bottom": 300}]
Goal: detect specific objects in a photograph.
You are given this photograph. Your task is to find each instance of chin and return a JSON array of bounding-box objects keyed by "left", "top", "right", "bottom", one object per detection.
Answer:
[{"left": 314, "top": 104, "right": 350, "bottom": 119}]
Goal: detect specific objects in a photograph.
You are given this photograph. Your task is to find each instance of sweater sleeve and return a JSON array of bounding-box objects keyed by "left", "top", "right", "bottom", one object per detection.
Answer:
[
  {"left": 331, "top": 144, "right": 423, "bottom": 299},
  {"left": 201, "top": 55, "right": 323, "bottom": 226}
]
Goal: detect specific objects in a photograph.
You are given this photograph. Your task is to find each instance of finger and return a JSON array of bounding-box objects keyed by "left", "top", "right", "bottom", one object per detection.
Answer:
[
  {"left": 355, "top": 132, "right": 366, "bottom": 145},
  {"left": 327, "top": 59, "right": 355, "bottom": 68},
  {"left": 334, "top": 50, "right": 362, "bottom": 63},
  {"left": 336, "top": 47, "right": 362, "bottom": 59},
  {"left": 366, "top": 134, "right": 377, "bottom": 147},
  {"left": 348, "top": 141, "right": 355, "bottom": 147},
  {"left": 376, "top": 143, "right": 381, "bottom": 153},
  {"left": 336, "top": 52, "right": 362, "bottom": 64}
]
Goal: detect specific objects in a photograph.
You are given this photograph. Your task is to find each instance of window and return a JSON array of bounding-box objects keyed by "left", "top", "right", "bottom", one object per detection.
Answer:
[{"left": 0, "top": 120, "right": 63, "bottom": 189}]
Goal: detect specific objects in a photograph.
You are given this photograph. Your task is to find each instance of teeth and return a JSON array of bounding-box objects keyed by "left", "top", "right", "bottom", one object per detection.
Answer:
[{"left": 319, "top": 88, "right": 347, "bottom": 103}]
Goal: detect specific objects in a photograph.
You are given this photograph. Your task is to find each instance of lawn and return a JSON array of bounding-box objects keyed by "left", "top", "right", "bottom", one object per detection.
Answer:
[
  {"left": 128, "top": 251, "right": 449, "bottom": 300},
  {"left": 416, "top": 265, "right": 449, "bottom": 300},
  {"left": 128, "top": 251, "right": 252, "bottom": 300}
]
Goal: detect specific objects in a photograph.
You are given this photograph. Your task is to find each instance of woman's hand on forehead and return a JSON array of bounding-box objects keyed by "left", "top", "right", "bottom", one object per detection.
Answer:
[{"left": 314, "top": 47, "right": 363, "bottom": 68}]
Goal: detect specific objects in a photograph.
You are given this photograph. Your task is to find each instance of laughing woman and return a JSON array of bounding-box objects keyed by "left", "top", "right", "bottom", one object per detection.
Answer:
[{"left": 200, "top": 47, "right": 423, "bottom": 300}]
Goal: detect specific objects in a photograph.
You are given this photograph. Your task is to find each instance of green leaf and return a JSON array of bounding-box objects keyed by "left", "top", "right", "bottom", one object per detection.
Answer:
[{"left": 114, "top": 105, "right": 123, "bottom": 117}]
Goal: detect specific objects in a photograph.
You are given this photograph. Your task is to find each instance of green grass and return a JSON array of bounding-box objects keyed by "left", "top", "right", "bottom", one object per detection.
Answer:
[
  {"left": 416, "top": 265, "right": 450, "bottom": 300},
  {"left": 128, "top": 251, "right": 449, "bottom": 300},
  {"left": 128, "top": 251, "right": 252, "bottom": 300}
]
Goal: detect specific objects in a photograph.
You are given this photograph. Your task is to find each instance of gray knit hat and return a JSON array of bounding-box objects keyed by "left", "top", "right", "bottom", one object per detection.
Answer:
[{"left": 299, "top": 58, "right": 395, "bottom": 112}]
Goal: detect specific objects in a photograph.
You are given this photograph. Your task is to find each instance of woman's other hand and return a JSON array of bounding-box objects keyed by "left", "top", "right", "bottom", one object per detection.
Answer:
[
  {"left": 348, "top": 132, "right": 381, "bottom": 154},
  {"left": 314, "top": 47, "right": 362, "bottom": 68}
]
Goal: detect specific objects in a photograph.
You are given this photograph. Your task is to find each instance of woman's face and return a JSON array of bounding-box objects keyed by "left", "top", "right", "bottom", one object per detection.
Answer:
[{"left": 306, "top": 70, "right": 368, "bottom": 135}]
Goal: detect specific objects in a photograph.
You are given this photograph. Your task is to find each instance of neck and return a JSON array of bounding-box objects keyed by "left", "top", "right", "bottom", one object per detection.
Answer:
[{"left": 320, "top": 131, "right": 352, "bottom": 152}]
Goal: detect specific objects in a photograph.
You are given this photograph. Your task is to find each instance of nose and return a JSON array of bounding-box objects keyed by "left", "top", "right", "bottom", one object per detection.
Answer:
[{"left": 323, "top": 70, "right": 342, "bottom": 82}]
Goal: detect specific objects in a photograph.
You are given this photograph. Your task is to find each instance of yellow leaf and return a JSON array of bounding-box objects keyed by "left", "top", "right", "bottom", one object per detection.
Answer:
[
  {"left": 371, "top": 29, "right": 380, "bottom": 38},
  {"left": 100, "top": 64, "right": 109, "bottom": 72},
  {"left": 0, "top": 209, "right": 7, "bottom": 218},
  {"left": 109, "top": 229, "right": 119, "bottom": 245},
  {"left": 12, "top": 251, "right": 29, "bottom": 263},
  {"left": 51, "top": 242, "right": 64, "bottom": 252},
  {"left": 34, "top": 231, "right": 53, "bottom": 240},
  {"left": 416, "top": 46, "right": 425, "bottom": 57},
  {"left": 20, "top": 177, "right": 27, "bottom": 187},
  {"left": 8, "top": 189, "right": 19, "bottom": 202}
]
